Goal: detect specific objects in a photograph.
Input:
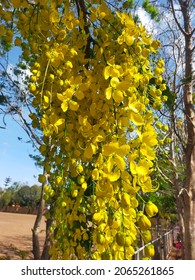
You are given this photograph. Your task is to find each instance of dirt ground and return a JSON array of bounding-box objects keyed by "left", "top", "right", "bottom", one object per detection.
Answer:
[
  {"left": 0, "top": 212, "right": 182, "bottom": 260},
  {"left": 0, "top": 212, "right": 45, "bottom": 260}
]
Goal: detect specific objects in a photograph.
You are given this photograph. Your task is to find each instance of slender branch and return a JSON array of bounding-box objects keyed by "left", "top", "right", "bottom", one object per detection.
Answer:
[
  {"left": 169, "top": 0, "right": 187, "bottom": 36},
  {"left": 0, "top": 61, "right": 33, "bottom": 114},
  {"left": 1, "top": 89, "right": 42, "bottom": 148},
  {"left": 156, "top": 166, "right": 174, "bottom": 185},
  {"left": 75, "top": 0, "right": 91, "bottom": 60},
  {"left": 171, "top": 112, "right": 186, "bottom": 152},
  {"left": 17, "top": 109, "right": 42, "bottom": 146}
]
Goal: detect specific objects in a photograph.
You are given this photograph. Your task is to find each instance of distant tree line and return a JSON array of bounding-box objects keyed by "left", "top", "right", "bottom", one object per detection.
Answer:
[{"left": 0, "top": 182, "right": 41, "bottom": 208}]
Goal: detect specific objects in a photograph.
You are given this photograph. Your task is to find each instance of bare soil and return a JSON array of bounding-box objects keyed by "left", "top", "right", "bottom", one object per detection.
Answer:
[
  {"left": 0, "top": 212, "right": 45, "bottom": 260},
  {"left": 0, "top": 212, "right": 181, "bottom": 260}
]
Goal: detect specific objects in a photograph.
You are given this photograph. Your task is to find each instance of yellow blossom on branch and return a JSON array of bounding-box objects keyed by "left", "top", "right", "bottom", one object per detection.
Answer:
[{"left": 1, "top": 0, "right": 166, "bottom": 260}]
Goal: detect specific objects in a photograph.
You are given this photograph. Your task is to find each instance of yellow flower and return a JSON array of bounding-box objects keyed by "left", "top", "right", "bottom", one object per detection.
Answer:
[
  {"left": 69, "top": 100, "right": 79, "bottom": 111},
  {"left": 76, "top": 164, "right": 84, "bottom": 174},
  {"left": 151, "top": 40, "right": 161, "bottom": 49},
  {"left": 92, "top": 168, "right": 99, "bottom": 180},
  {"left": 117, "top": 35, "right": 124, "bottom": 45},
  {"left": 145, "top": 201, "right": 158, "bottom": 217},
  {"left": 110, "top": 77, "right": 120, "bottom": 88},
  {"left": 29, "top": 84, "right": 36, "bottom": 93},
  {"left": 121, "top": 193, "right": 131, "bottom": 208},
  {"left": 137, "top": 211, "right": 151, "bottom": 230},
  {"left": 57, "top": 30, "right": 66, "bottom": 41},
  {"left": 61, "top": 100, "right": 68, "bottom": 112},
  {"left": 105, "top": 87, "right": 112, "bottom": 99},
  {"left": 77, "top": 175, "right": 85, "bottom": 185},
  {"left": 97, "top": 233, "right": 106, "bottom": 245},
  {"left": 114, "top": 154, "right": 126, "bottom": 171},
  {"left": 162, "top": 124, "right": 169, "bottom": 132},
  {"left": 14, "top": 37, "right": 22, "bottom": 46},
  {"left": 103, "top": 64, "right": 122, "bottom": 80},
  {"left": 71, "top": 189, "right": 78, "bottom": 197},
  {"left": 104, "top": 170, "right": 121, "bottom": 182},
  {"left": 112, "top": 90, "right": 123, "bottom": 103},
  {"left": 75, "top": 90, "right": 84, "bottom": 100},
  {"left": 130, "top": 159, "right": 152, "bottom": 177},
  {"left": 101, "top": 251, "right": 112, "bottom": 260},
  {"left": 66, "top": 61, "right": 73, "bottom": 68},
  {"left": 0, "top": 24, "right": 5, "bottom": 36},
  {"left": 142, "top": 48, "right": 150, "bottom": 57},
  {"left": 102, "top": 142, "right": 130, "bottom": 157},
  {"left": 115, "top": 232, "right": 126, "bottom": 246},
  {"left": 83, "top": 143, "right": 96, "bottom": 159},
  {"left": 38, "top": 174, "right": 46, "bottom": 183},
  {"left": 93, "top": 212, "right": 103, "bottom": 224},
  {"left": 144, "top": 244, "right": 155, "bottom": 257},
  {"left": 50, "top": 10, "right": 59, "bottom": 23},
  {"left": 124, "top": 33, "right": 134, "bottom": 46},
  {"left": 141, "top": 230, "right": 152, "bottom": 243},
  {"left": 140, "top": 143, "right": 156, "bottom": 160},
  {"left": 56, "top": 176, "right": 63, "bottom": 186}
]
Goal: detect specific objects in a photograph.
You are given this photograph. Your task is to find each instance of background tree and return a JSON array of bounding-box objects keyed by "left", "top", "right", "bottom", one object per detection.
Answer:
[
  {"left": 130, "top": 0, "right": 194, "bottom": 259},
  {"left": 152, "top": 0, "right": 195, "bottom": 259},
  {"left": 4, "top": 176, "right": 11, "bottom": 188},
  {"left": 0, "top": 182, "right": 41, "bottom": 208}
]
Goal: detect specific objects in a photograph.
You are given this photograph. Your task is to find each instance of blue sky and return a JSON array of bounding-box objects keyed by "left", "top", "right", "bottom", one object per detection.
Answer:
[
  {"left": 0, "top": 114, "right": 41, "bottom": 188},
  {"left": 0, "top": 116, "right": 41, "bottom": 188},
  {"left": 0, "top": 47, "right": 41, "bottom": 188}
]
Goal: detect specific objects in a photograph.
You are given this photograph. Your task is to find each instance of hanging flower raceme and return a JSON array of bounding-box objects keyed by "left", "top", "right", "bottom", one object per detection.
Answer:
[{"left": 2, "top": 0, "right": 164, "bottom": 259}]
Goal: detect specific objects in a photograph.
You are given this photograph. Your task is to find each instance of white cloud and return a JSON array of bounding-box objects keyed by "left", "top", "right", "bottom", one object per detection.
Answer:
[{"left": 136, "top": 7, "right": 158, "bottom": 36}]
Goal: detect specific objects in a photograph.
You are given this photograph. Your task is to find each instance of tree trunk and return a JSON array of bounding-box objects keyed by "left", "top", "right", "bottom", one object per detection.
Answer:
[
  {"left": 180, "top": 1, "right": 195, "bottom": 260},
  {"left": 170, "top": 118, "right": 185, "bottom": 248},
  {"left": 32, "top": 180, "right": 52, "bottom": 260},
  {"left": 40, "top": 217, "right": 52, "bottom": 259},
  {"left": 32, "top": 182, "right": 45, "bottom": 259},
  {"left": 170, "top": 0, "right": 195, "bottom": 259}
]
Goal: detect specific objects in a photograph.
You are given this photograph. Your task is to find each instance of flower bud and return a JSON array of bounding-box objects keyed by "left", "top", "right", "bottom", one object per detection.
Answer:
[
  {"left": 141, "top": 230, "right": 152, "bottom": 243},
  {"left": 137, "top": 211, "right": 151, "bottom": 230},
  {"left": 145, "top": 244, "right": 155, "bottom": 257},
  {"left": 121, "top": 193, "right": 131, "bottom": 208},
  {"left": 145, "top": 201, "right": 158, "bottom": 217},
  {"left": 97, "top": 233, "right": 106, "bottom": 245}
]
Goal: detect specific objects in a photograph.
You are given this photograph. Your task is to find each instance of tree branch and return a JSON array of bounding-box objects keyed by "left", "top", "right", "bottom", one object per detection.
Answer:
[
  {"left": 169, "top": 0, "right": 187, "bottom": 36},
  {"left": 75, "top": 0, "right": 91, "bottom": 60},
  {"left": 156, "top": 166, "right": 174, "bottom": 185}
]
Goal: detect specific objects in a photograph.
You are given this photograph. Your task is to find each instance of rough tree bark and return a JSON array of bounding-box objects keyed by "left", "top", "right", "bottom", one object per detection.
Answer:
[
  {"left": 170, "top": 0, "right": 195, "bottom": 259},
  {"left": 180, "top": 0, "right": 195, "bottom": 261},
  {"left": 32, "top": 174, "right": 52, "bottom": 260},
  {"left": 170, "top": 117, "right": 185, "bottom": 258},
  {"left": 32, "top": 182, "right": 45, "bottom": 260}
]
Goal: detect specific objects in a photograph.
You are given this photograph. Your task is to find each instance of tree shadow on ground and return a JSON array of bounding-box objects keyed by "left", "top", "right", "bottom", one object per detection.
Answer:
[{"left": 0, "top": 235, "right": 33, "bottom": 260}]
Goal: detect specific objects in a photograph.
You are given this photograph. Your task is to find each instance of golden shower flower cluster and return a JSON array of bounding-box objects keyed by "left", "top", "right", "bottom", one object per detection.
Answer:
[{"left": 1, "top": 0, "right": 165, "bottom": 259}]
